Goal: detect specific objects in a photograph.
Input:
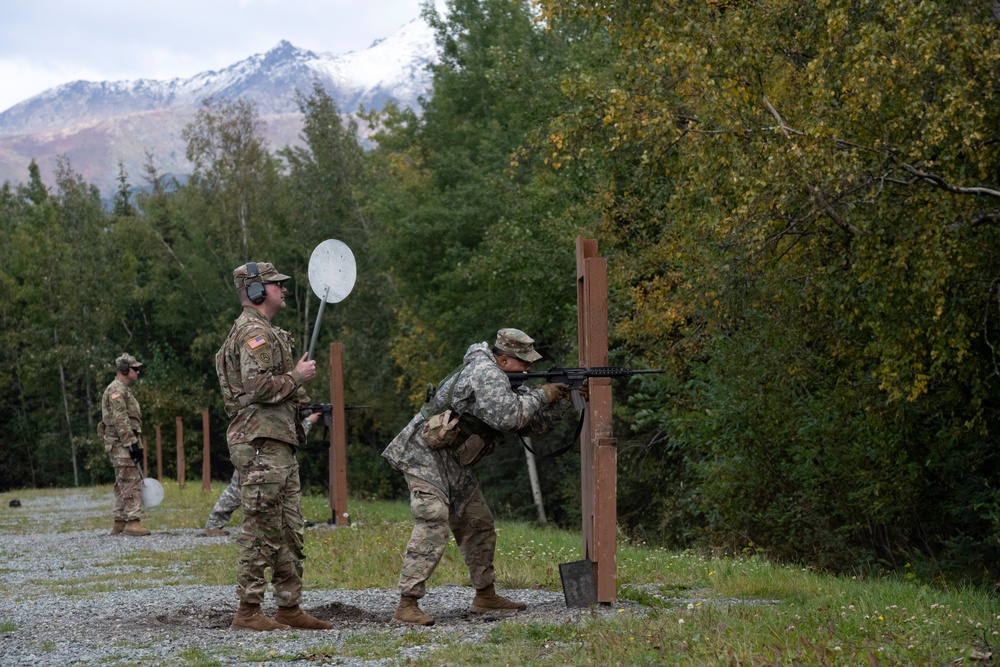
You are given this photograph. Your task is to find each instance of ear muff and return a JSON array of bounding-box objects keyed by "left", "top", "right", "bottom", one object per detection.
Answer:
[
  {"left": 245, "top": 261, "right": 267, "bottom": 305},
  {"left": 117, "top": 359, "right": 131, "bottom": 374}
]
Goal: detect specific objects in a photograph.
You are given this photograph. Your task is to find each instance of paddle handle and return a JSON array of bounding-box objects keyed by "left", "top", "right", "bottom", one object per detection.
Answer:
[{"left": 307, "top": 287, "right": 330, "bottom": 361}]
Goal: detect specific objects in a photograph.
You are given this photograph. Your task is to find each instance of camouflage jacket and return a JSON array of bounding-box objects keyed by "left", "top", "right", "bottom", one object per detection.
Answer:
[
  {"left": 99, "top": 377, "right": 142, "bottom": 452},
  {"left": 215, "top": 307, "right": 309, "bottom": 448},
  {"left": 381, "top": 342, "right": 571, "bottom": 488}
]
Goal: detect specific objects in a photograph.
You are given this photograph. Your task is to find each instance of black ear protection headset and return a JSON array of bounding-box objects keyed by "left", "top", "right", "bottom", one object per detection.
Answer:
[
  {"left": 245, "top": 261, "right": 267, "bottom": 305},
  {"left": 117, "top": 357, "right": 131, "bottom": 374}
]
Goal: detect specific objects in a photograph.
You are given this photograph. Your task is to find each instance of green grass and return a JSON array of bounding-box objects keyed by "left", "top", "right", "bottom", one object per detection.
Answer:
[{"left": 2, "top": 483, "right": 998, "bottom": 665}]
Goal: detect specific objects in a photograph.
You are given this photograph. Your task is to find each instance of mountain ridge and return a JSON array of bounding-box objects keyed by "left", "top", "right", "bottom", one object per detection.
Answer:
[{"left": 0, "top": 17, "right": 436, "bottom": 197}]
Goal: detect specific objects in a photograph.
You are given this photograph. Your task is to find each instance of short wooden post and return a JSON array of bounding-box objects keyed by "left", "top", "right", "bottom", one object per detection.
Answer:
[
  {"left": 329, "top": 342, "right": 349, "bottom": 526},
  {"left": 201, "top": 409, "right": 211, "bottom": 493},
  {"left": 155, "top": 425, "right": 163, "bottom": 481},
  {"left": 176, "top": 416, "right": 185, "bottom": 486},
  {"left": 577, "top": 236, "right": 617, "bottom": 603}
]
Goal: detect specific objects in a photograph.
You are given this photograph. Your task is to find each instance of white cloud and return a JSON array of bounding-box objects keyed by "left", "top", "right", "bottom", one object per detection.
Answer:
[{"left": 0, "top": 58, "right": 108, "bottom": 113}]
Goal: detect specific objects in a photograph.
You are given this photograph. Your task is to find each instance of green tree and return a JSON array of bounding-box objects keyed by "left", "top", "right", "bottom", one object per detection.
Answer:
[
  {"left": 182, "top": 96, "right": 289, "bottom": 265},
  {"left": 369, "top": 0, "right": 586, "bottom": 398},
  {"left": 538, "top": 0, "right": 1000, "bottom": 579},
  {"left": 359, "top": 0, "right": 608, "bottom": 519},
  {"left": 279, "top": 84, "right": 405, "bottom": 495},
  {"left": 0, "top": 159, "right": 127, "bottom": 487}
]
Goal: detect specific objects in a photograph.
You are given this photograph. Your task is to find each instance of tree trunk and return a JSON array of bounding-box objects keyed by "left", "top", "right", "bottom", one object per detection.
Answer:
[
  {"left": 522, "top": 437, "right": 547, "bottom": 526},
  {"left": 54, "top": 327, "right": 79, "bottom": 487}
]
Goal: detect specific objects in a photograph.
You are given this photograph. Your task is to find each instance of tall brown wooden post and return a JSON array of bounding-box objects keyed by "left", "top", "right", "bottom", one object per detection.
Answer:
[
  {"left": 328, "top": 342, "right": 349, "bottom": 526},
  {"left": 176, "top": 416, "right": 185, "bottom": 486},
  {"left": 201, "top": 409, "right": 211, "bottom": 493},
  {"left": 155, "top": 425, "right": 163, "bottom": 481},
  {"left": 577, "top": 236, "right": 617, "bottom": 603}
]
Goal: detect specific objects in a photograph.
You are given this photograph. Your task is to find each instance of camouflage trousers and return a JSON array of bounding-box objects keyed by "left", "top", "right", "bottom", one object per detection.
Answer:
[
  {"left": 398, "top": 472, "right": 496, "bottom": 598},
  {"left": 108, "top": 444, "right": 142, "bottom": 523},
  {"left": 205, "top": 470, "right": 241, "bottom": 530},
  {"left": 230, "top": 438, "right": 305, "bottom": 607}
]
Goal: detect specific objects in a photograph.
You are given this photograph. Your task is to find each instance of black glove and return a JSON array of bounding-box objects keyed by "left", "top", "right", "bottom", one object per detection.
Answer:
[{"left": 129, "top": 443, "right": 143, "bottom": 466}]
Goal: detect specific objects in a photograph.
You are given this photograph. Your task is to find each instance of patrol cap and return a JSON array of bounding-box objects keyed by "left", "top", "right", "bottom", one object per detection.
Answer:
[
  {"left": 116, "top": 353, "right": 143, "bottom": 369},
  {"left": 495, "top": 328, "right": 542, "bottom": 362},
  {"left": 232, "top": 261, "right": 291, "bottom": 289}
]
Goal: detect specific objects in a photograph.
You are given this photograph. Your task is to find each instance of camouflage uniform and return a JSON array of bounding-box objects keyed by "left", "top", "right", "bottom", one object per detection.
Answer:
[
  {"left": 205, "top": 418, "right": 315, "bottom": 531},
  {"left": 216, "top": 304, "right": 310, "bottom": 607},
  {"left": 382, "top": 337, "right": 571, "bottom": 598},
  {"left": 205, "top": 470, "right": 241, "bottom": 530},
  {"left": 99, "top": 358, "right": 144, "bottom": 524}
]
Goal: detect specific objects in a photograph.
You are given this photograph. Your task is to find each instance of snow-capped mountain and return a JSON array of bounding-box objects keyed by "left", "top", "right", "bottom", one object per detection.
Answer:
[{"left": 0, "top": 17, "right": 437, "bottom": 196}]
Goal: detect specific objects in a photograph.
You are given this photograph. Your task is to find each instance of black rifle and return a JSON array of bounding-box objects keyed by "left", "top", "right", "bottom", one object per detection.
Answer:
[
  {"left": 297, "top": 403, "right": 368, "bottom": 430},
  {"left": 504, "top": 365, "right": 664, "bottom": 459},
  {"left": 505, "top": 365, "right": 664, "bottom": 395}
]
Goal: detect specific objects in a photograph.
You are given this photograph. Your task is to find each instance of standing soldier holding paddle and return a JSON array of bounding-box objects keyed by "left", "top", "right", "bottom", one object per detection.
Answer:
[{"left": 215, "top": 261, "right": 333, "bottom": 632}]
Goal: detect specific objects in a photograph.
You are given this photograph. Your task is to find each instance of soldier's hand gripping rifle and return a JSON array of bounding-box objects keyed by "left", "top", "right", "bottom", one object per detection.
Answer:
[
  {"left": 298, "top": 403, "right": 334, "bottom": 427},
  {"left": 502, "top": 365, "right": 664, "bottom": 459},
  {"left": 296, "top": 403, "right": 368, "bottom": 441},
  {"left": 505, "top": 366, "right": 664, "bottom": 410}
]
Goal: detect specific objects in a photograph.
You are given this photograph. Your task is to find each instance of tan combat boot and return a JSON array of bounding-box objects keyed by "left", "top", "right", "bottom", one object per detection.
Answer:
[
  {"left": 392, "top": 595, "right": 435, "bottom": 626},
  {"left": 123, "top": 521, "right": 151, "bottom": 536},
  {"left": 230, "top": 602, "right": 291, "bottom": 631},
  {"left": 470, "top": 584, "right": 526, "bottom": 613},
  {"left": 274, "top": 606, "right": 333, "bottom": 630},
  {"left": 200, "top": 528, "right": 229, "bottom": 537},
  {"left": 111, "top": 520, "right": 126, "bottom": 535}
]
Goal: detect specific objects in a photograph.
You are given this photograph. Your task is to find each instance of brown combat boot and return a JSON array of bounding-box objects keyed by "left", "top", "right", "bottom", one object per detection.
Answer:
[
  {"left": 123, "top": 521, "right": 151, "bottom": 536},
  {"left": 200, "top": 528, "right": 230, "bottom": 537},
  {"left": 111, "top": 520, "right": 126, "bottom": 535},
  {"left": 392, "top": 595, "right": 435, "bottom": 626},
  {"left": 230, "top": 602, "right": 291, "bottom": 631},
  {"left": 470, "top": 584, "right": 526, "bottom": 613},
  {"left": 274, "top": 606, "right": 333, "bottom": 630}
]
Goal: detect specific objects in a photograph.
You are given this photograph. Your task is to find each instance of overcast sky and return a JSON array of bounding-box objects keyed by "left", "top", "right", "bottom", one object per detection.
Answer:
[{"left": 0, "top": 0, "right": 437, "bottom": 113}]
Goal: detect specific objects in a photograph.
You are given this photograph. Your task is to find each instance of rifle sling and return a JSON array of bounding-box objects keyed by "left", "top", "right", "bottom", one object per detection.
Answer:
[{"left": 518, "top": 405, "right": 585, "bottom": 461}]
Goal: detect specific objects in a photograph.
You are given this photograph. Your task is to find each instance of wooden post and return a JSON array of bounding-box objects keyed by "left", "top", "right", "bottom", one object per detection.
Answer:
[
  {"left": 155, "top": 425, "right": 163, "bottom": 481},
  {"left": 176, "top": 416, "right": 185, "bottom": 486},
  {"left": 577, "top": 236, "right": 617, "bottom": 603},
  {"left": 329, "top": 342, "right": 349, "bottom": 526},
  {"left": 201, "top": 409, "right": 211, "bottom": 493}
]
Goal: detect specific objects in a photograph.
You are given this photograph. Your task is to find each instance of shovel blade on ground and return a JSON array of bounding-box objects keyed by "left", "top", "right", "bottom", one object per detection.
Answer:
[{"left": 559, "top": 559, "right": 598, "bottom": 608}]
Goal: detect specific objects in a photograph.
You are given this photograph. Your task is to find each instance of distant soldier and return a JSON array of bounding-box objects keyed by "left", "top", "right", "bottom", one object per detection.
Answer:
[
  {"left": 215, "top": 261, "right": 333, "bottom": 631},
  {"left": 382, "top": 328, "right": 575, "bottom": 626},
  {"left": 99, "top": 353, "right": 150, "bottom": 536}
]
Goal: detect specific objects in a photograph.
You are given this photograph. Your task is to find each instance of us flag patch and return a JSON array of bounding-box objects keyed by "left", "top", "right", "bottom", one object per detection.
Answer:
[
  {"left": 111, "top": 392, "right": 121, "bottom": 399},
  {"left": 247, "top": 335, "right": 266, "bottom": 349}
]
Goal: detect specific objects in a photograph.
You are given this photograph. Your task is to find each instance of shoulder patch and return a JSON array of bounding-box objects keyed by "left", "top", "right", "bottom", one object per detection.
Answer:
[
  {"left": 245, "top": 333, "right": 273, "bottom": 367},
  {"left": 111, "top": 392, "right": 121, "bottom": 400}
]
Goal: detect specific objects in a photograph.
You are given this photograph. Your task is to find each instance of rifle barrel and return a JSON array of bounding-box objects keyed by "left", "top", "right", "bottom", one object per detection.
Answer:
[{"left": 504, "top": 367, "right": 664, "bottom": 383}]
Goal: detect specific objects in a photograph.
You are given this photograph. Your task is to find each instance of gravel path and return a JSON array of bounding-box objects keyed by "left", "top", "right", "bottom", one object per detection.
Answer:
[{"left": 0, "top": 489, "right": 653, "bottom": 666}]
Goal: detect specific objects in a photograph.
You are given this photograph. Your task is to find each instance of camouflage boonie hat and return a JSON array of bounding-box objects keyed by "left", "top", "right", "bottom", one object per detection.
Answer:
[
  {"left": 115, "top": 353, "right": 143, "bottom": 369},
  {"left": 232, "top": 261, "right": 291, "bottom": 289},
  {"left": 495, "top": 328, "right": 542, "bottom": 362}
]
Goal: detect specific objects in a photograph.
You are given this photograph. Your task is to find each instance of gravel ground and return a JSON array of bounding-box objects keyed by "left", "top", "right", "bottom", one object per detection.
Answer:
[{"left": 0, "top": 489, "right": 664, "bottom": 666}]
